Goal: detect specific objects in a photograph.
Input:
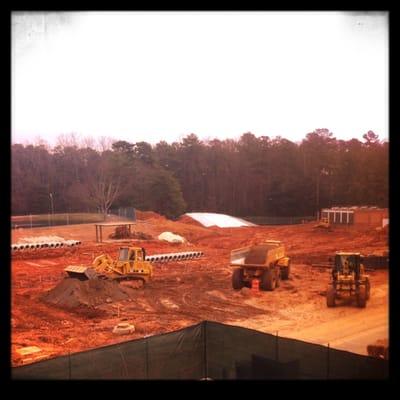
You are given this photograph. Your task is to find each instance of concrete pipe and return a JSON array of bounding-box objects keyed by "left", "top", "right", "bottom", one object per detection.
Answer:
[
  {"left": 49, "top": 242, "right": 55, "bottom": 248},
  {"left": 35, "top": 244, "right": 41, "bottom": 249}
]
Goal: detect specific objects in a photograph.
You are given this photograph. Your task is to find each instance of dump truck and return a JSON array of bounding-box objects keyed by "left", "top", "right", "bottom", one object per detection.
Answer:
[
  {"left": 64, "top": 246, "right": 204, "bottom": 286},
  {"left": 326, "top": 252, "right": 370, "bottom": 308},
  {"left": 230, "top": 240, "right": 290, "bottom": 291}
]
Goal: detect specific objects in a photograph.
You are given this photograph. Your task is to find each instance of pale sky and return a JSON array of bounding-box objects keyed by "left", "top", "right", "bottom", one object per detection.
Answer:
[{"left": 12, "top": 11, "right": 388, "bottom": 146}]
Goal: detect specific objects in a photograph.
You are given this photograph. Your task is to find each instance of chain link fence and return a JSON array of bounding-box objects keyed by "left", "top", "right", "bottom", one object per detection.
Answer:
[{"left": 242, "top": 216, "right": 317, "bottom": 225}]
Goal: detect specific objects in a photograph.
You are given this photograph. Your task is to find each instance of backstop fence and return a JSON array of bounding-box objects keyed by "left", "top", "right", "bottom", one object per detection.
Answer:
[
  {"left": 109, "top": 207, "right": 136, "bottom": 221},
  {"left": 12, "top": 321, "right": 388, "bottom": 380}
]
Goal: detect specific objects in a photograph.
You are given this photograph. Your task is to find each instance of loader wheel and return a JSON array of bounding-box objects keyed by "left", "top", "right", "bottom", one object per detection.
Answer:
[
  {"left": 261, "top": 269, "right": 276, "bottom": 291},
  {"left": 232, "top": 268, "right": 244, "bottom": 290},
  {"left": 275, "top": 269, "right": 281, "bottom": 288},
  {"left": 326, "top": 285, "right": 336, "bottom": 307},
  {"left": 356, "top": 285, "right": 367, "bottom": 308},
  {"left": 281, "top": 261, "right": 291, "bottom": 280},
  {"left": 366, "top": 278, "right": 371, "bottom": 300}
]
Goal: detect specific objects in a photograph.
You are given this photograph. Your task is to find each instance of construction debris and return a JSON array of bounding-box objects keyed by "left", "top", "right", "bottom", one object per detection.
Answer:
[
  {"left": 367, "top": 339, "right": 389, "bottom": 359},
  {"left": 158, "top": 231, "right": 186, "bottom": 243},
  {"left": 112, "top": 322, "right": 135, "bottom": 335},
  {"left": 16, "top": 346, "right": 42, "bottom": 356}
]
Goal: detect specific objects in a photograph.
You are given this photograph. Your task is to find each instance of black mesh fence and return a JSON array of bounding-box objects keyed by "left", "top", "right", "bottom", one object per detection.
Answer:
[
  {"left": 242, "top": 216, "right": 316, "bottom": 225},
  {"left": 12, "top": 321, "right": 388, "bottom": 380}
]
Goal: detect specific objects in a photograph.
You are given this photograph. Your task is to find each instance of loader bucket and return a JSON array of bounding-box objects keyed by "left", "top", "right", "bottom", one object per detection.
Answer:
[{"left": 64, "top": 265, "right": 98, "bottom": 281}]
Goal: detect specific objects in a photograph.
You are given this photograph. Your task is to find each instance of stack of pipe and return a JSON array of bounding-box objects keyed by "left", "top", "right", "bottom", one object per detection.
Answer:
[
  {"left": 11, "top": 240, "right": 81, "bottom": 252},
  {"left": 145, "top": 251, "right": 204, "bottom": 263}
]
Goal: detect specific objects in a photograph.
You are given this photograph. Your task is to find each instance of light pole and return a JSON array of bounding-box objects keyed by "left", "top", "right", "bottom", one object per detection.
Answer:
[{"left": 49, "top": 193, "right": 54, "bottom": 225}]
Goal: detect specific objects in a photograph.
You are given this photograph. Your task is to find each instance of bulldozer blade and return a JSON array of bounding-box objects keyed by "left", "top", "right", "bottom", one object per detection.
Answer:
[{"left": 64, "top": 265, "right": 98, "bottom": 280}]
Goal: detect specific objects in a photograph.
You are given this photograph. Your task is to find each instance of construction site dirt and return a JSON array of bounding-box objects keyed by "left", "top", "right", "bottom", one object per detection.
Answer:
[{"left": 11, "top": 215, "right": 389, "bottom": 366}]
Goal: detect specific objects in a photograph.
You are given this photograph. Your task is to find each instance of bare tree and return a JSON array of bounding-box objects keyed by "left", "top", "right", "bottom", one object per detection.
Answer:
[
  {"left": 89, "top": 175, "right": 121, "bottom": 216},
  {"left": 87, "top": 152, "right": 121, "bottom": 216}
]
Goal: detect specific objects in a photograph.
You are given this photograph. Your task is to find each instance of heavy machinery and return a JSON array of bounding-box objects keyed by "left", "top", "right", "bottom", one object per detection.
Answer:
[
  {"left": 64, "top": 246, "right": 204, "bottom": 285},
  {"left": 313, "top": 217, "right": 331, "bottom": 230},
  {"left": 230, "top": 240, "right": 290, "bottom": 291},
  {"left": 326, "top": 252, "right": 370, "bottom": 308}
]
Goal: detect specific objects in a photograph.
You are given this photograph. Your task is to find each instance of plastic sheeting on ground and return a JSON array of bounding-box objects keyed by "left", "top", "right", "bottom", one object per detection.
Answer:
[
  {"left": 12, "top": 321, "right": 388, "bottom": 380},
  {"left": 185, "top": 213, "right": 257, "bottom": 228}
]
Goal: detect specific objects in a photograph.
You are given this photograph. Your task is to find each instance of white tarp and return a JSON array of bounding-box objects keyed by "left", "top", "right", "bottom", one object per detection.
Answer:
[
  {"left": 158, "top": 231, "right": 186, "bottom": 243},
  {"left": 185, "top": 213, "right": 256, "bottom": 228}
]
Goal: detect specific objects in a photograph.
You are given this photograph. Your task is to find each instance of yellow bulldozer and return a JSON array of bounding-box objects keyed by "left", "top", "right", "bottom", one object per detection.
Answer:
[
  {"left": 65, "top": 246, "right": 153, "bottom": 284},
  {"left": 64, "top": 246, "right": 204, "bottom": 286}
]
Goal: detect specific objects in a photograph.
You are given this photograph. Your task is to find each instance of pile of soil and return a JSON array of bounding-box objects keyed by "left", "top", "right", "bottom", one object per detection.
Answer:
[
  {"left": 136, "top": 210, "right": 166, "bottom": 221},
  {"left": 42, "top": 278, "right": 137, "bottom": 308},
  {"left": 130, "top": 231, "right": 154, "bottom": 240}
]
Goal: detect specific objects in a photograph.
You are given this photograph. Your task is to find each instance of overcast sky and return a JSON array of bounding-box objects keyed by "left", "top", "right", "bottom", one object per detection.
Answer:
[{"left": 12, "top": 11, "right": 388, "bottom": 147}]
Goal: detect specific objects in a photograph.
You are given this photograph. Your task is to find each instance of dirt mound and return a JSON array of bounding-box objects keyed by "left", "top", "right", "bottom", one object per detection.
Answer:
[
  {"left": 109, "top": 226, "right": 153, "bottom": 240},
  {"left": 136, "top": 210, "right": 167, "bottom": 221},
  {"left": 177, "top": 215, "right": 204, "bottom": 227},
  {"left": 42, "top": 278, "right": 137, "bottom": 308}
]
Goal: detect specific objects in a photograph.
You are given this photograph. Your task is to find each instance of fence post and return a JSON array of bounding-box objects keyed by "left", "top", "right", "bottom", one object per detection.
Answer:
[
  {"left": 326, "top": 343, "right": 330, "bottom": 379},
  {"left": 203, "top": 321, "right": 208, "bottom": 379},
  {"left": 67, "top": 213, "right": 69, "bottom": 225},
  {"left": 30, "top": 214, "right": 33, "bottom": 229},
  {"left": 68, "top": 351, "right": 72, "bottom": 380},
  {"left": 48, "top": 213, "right": 51, "bottom": 227},
  {"left": 145, "top": 339, "right": 149, "bottom": 379}
]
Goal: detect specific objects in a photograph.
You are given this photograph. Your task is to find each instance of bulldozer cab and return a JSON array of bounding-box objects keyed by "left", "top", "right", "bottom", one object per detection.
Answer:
[
  {"left": 334, "top": 253, "right": 361, "bottom": 280},
  {"left": 118, "top": 247, "right": 145, "bottom": 263}
]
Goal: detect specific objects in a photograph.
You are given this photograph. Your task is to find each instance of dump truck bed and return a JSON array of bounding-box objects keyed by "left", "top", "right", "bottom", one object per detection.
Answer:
[{"left": 230, "top": 244, "right": 279, "bottom": 268}]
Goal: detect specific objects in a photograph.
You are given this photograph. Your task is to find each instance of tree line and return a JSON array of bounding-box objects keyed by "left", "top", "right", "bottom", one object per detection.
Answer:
[{"left": 11, "top": 129, "right": 388, "bottom": 219}]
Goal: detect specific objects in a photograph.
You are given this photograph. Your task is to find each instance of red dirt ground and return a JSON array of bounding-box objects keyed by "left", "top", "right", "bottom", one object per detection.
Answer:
[{"left": 11, "top": 216, "right": 388, "bottom": 366}]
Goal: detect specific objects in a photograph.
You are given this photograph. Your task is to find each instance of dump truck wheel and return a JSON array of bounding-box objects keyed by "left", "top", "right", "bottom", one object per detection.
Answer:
[
  {"left": 261, "top": 269, "right": 276, "bottom": 291},
  {"left": 357, "top": 285, "right": 367, "bottom": 308},
  {"left": 326, "top": 285, "right": 336, "bottom": 307},
  {"left": 232, "top": 268, "right": 244, "bottom": 290},
  {"left": 281, "top": 261, "right": 291, "bottom": 280}
]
